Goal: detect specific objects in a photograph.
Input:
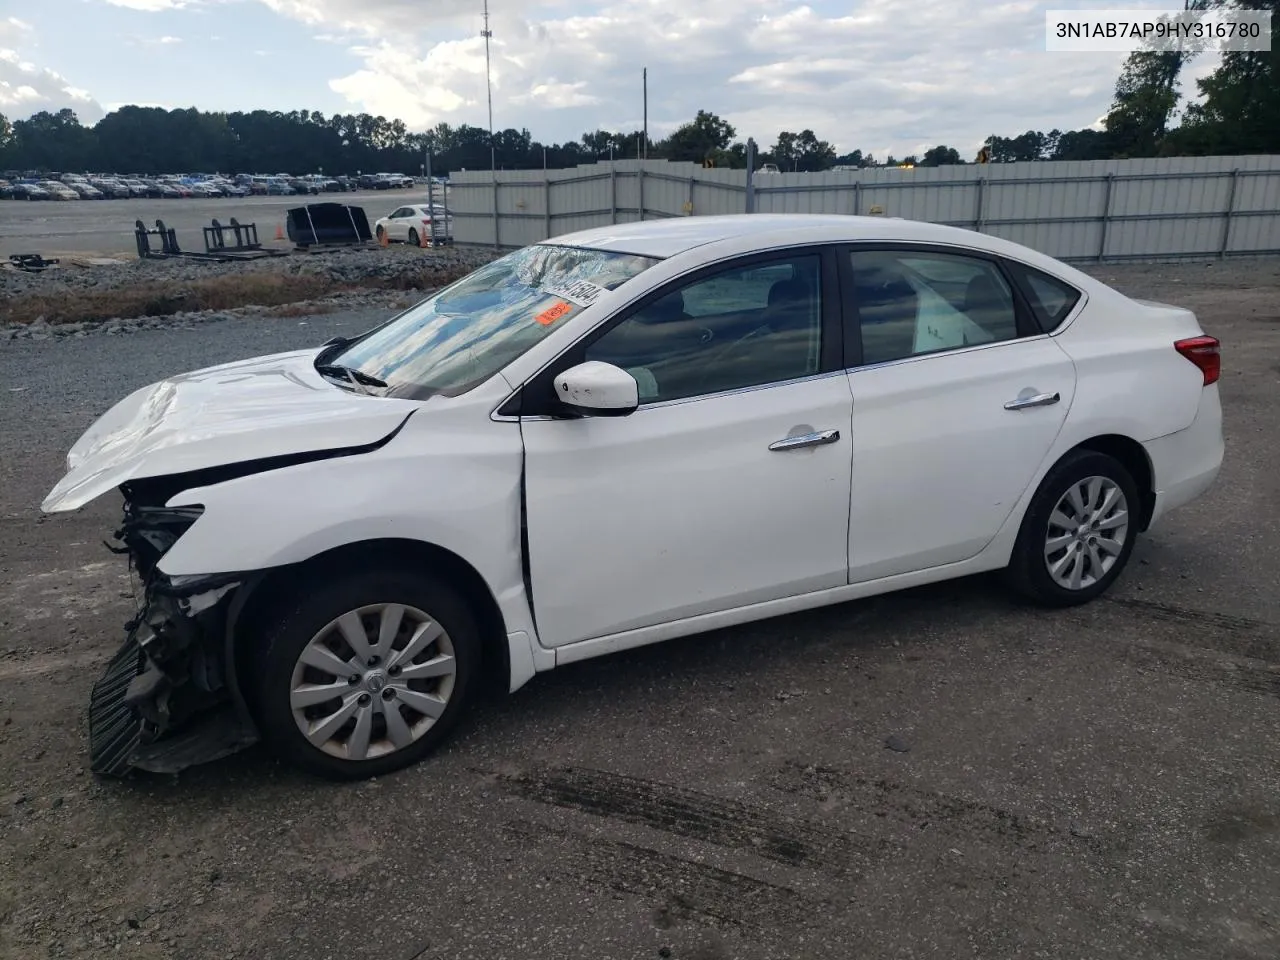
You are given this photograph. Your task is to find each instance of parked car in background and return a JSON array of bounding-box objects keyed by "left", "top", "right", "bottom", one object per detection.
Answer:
[
  {"left": 0, "top": 179, "right": 13, "bottom": 199},
  {"left": 266, "top": 179, "right": 295, "bottom": 196},
  {"left": 90, "top": 178, "right": 131, "bottom": 199},
  {"left": 40, "top": 214, "right": 1225, "bottom": 782},
  {"left": 38, "top": 180, "right": 80, "bottom": 200},
  {"left": 12, "top": 182, "right": 49, "bottom": 200},
  {"left": 288, "top": 178, "right": 320, "bottom": 195},
  {"left": 374, "top": 204, "right": 454, "bottom": 246},
  {"left": 69, "top": 181, "right": 104, "bottom": 200}
]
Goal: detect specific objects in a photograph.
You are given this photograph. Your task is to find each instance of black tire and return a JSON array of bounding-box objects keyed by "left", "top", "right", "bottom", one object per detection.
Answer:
[
  {"left": 407, "top": 228, "right": 419, "bottom": 247},
  {"left": 375, "top": 225, "right": 385, "bottom": 242},
  {"left": 1003, "top": 449, "right": 1140, "bottom": 607},
  {"left": 251, "top": 567, "right": 480, "bottom": 781}
]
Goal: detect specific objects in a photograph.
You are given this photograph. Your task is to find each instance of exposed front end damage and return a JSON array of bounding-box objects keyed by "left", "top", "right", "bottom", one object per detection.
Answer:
[{"left": 90, "top": 487, "right": 259, "bottom": 777}]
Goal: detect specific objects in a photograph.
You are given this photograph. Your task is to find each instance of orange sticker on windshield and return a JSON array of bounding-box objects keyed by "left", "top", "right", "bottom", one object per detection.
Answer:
[{"left": 535, "top": 300, "right": 574, "bottom": 326}]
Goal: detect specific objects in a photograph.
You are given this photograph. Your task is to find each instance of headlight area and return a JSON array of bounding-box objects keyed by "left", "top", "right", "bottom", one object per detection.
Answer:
[{"left": 90, "top": 491, "right": 259, "bottom": 777}]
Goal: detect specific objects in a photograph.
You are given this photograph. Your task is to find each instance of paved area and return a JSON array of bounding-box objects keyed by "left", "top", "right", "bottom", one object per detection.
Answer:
[
  {"left": 0, "top": 259, "right": 1278, "bottom": 960},
  {"left": 0, "top": 190, "right": 427, "bottom": 258}
]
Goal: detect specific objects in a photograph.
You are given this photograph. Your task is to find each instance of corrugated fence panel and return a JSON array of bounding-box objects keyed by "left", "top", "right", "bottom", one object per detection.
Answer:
[{"left": 445, "top": 155, "right": 1280, "bottom": 259}]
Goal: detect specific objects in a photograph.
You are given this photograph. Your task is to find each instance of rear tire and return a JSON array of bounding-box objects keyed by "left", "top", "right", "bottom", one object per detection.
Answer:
[
  {"left": 1003, "top": 449, "right": 1139, "bottom": 607},
  {"left": 251, "top": 568, "right": 480, "bottom": 781},
  {"left": 407, "top": 228, "right": 419, "bottom": 247}
]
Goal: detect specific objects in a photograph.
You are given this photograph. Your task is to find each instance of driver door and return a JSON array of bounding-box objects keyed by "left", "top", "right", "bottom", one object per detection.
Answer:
[{"left": 519, "top": 248, "right": 854, "bottom": 647}]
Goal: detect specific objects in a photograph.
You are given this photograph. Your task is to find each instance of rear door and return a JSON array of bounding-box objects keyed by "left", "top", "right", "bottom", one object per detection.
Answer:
[{"left": 840, "top": 245, "right": 1078, "bottom": 583}]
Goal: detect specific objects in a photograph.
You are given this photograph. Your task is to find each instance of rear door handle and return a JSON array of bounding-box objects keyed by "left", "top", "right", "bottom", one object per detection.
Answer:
[
  {"left": 769, "top": 429, "right": 841, "bottom": 451},
  {"left": 1004, "top": 392, "right": 1060, "bottom": 411}
]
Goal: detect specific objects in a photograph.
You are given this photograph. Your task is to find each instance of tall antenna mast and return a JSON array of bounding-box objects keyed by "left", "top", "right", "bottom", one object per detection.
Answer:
[{"left": 482, "top": 0, "right": 495, "bottom": 173}]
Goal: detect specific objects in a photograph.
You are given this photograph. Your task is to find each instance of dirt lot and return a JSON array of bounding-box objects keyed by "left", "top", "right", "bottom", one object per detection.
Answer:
[
  {"left": 0, "top": 190, "right": 418, "bottom": 259},
  {"left": 1, "top": 257, "right": 1279, "bottom": 960}
]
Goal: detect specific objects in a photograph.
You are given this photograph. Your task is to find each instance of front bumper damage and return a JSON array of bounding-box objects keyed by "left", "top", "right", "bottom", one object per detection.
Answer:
[{"left": 89, "top": 496, "right": 260, "bottom": 777}]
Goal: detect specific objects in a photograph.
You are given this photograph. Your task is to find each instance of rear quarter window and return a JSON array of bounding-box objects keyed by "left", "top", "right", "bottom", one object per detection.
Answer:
[{"left": 1008, "top": 263, "right": 1082, "bottom": 332}]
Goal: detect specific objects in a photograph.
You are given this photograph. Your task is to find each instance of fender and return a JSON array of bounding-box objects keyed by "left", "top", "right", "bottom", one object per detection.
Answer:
[{"left": 156, "top": 416, "right": 541, "bottom": 663}]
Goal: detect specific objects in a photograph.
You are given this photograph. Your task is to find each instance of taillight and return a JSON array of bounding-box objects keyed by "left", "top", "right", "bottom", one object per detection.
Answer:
[{"left": 1175, "top": 335, "right": 1220, "bottom": 385}]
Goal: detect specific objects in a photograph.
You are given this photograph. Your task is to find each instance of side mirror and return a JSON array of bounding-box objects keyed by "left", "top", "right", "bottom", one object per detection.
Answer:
[{"left": 554, "top": 361, "right": 639, "bottom": 417}]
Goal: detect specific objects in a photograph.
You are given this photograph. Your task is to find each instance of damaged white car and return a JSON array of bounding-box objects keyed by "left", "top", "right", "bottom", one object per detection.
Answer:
[{"left": 43, "top": 214, "right": 1224, "bottom": 781}]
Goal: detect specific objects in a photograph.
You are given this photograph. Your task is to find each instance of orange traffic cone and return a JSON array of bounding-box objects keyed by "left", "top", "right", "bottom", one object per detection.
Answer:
[
  {"left": 274, "top": 223, "right": 285, "bottom": 241},
  {"left": 379, "top": 229, "right": 390, "bottom": 248},
  {"left": 419, "top": 227, "right": 431, "bottom": 249}
]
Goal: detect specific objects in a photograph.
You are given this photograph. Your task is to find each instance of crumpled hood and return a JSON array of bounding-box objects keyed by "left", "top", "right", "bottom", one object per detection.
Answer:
[{"left": 42, "top": 349, "right": 422, "bottom": 513}]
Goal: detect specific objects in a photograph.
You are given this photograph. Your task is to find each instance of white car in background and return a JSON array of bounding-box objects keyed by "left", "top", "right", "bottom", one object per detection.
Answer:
[
  {"left": 374, "top": 204, "right": 454, "bottom": 246},
  {"left": 42, "top": 214, "right": 1223, "bottom": 782}
]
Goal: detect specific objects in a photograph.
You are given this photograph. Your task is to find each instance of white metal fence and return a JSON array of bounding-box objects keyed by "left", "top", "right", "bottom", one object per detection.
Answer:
[{"left": 444, "top": 154, "right": 1280, "bottom": 262}]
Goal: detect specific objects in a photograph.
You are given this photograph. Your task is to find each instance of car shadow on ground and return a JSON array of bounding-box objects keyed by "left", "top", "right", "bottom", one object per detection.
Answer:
[{"left": 99, "top": 572, "right": 1020, "bottom": 801}]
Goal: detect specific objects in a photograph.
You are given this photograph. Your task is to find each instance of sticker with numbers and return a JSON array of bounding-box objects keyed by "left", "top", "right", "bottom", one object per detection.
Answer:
[{"left": 534, "top": 300, "right": 575, "bottom": 326}]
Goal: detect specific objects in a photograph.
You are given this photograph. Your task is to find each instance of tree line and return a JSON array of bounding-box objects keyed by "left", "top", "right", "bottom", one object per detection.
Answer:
[{"left": 0, "top": 0, "right": 1273, "bottom": 176}]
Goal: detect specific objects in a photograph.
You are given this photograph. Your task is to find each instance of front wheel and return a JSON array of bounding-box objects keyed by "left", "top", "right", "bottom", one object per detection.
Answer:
[
  {"left": 1003, "top": 449, "right": 1140, "bottom": 607},
  {"left": 251, "top": 568, "right": 480, "bottom": 780}
]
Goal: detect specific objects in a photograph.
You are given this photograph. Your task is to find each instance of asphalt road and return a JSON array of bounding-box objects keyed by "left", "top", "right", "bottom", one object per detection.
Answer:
[
  {"left": 0, "top": 190, "right": 431, "bottom": 258},
  {"left": 1, "top": 259, "right": 1279, "bottom": 960}
]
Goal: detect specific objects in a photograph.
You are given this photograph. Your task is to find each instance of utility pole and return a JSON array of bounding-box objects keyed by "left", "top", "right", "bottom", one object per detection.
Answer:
[
  {"left": 482, "top": 0, "right": 497, "bottom": 248},
  {"left": 482, "top": 0, "right": 495, "bottom": 175},
  {"left": 642, "top": 67, "right": 648, "bottom": 161}
]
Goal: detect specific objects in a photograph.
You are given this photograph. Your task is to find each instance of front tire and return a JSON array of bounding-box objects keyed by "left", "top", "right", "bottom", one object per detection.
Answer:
[
  {"left": 1004, "top": 449, "right": 1139, "bottom": 607},
  {"left": 251, "top": 568, "right": 480, "bottom": 780}
]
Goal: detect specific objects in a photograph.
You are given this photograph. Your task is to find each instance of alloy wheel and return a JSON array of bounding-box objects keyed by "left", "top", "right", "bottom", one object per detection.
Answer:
[
  {"left": 1043, "top": 475, "right": 1130, "bottom": 591},
  {"left": 289, "top": 603, "right": 457, "bottom": 762}
]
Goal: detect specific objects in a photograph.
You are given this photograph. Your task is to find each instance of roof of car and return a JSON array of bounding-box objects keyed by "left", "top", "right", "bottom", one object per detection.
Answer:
[{"left": 542, "top": 214, "right": 1017, "bottom": 260}]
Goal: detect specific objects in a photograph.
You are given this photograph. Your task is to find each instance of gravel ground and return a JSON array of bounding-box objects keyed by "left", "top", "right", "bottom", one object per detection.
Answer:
[{"left": 0, "top": 257, "right": 1278, "bottom": 960}]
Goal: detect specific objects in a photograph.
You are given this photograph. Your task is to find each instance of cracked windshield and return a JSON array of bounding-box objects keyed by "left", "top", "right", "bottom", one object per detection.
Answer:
[{"left": 329, "top": 244, "right": 659, "bottom": 399}]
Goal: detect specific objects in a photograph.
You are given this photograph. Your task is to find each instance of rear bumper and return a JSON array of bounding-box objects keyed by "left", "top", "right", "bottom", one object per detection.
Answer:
[{"left": 1144, "top": 384, "right": 1224, "bottom": 528}]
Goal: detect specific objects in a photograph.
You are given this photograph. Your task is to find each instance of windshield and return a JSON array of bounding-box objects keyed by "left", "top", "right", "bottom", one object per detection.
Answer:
[{"left": 324, "top": 243, "right": 660, "bottom": 400}]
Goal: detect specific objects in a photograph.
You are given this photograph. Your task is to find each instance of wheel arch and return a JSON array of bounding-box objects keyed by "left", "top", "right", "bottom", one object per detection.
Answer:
[
  {"left": 228, "top": 537, "right": 511, "bottom": 710},
  {"left": 1070, "top": 434, "right": 1156, "bottom": 531}
]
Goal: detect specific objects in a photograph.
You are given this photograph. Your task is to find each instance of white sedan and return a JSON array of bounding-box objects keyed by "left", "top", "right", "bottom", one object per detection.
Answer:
[
  {"left": 42, "top": 214, "right": 1224, "bottom": 781},
  {"left": 374, "top": 204, "right": 454, "bottom": 246}
]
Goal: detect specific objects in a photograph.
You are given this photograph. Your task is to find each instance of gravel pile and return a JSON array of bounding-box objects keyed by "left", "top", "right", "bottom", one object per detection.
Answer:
[
  {"left": 0, "top": 290, "right": 412, "bottom": 341},
  {"left": 0, "top": 244, "right": 497, "bottom": 300},
  {"left": 0, "top": 243, "right": 502, "bottom": 331}
]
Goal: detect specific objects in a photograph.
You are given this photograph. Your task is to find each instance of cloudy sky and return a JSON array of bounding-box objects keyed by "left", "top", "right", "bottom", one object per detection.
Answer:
[{"left": 1, "top": 0, "right": 1224, "bottom": 159}]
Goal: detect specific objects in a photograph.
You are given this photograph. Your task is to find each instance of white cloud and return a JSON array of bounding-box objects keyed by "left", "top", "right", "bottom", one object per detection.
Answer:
[
  {"left": 511, "top": 80, "right": 602, "bottom": 109},
  {"left": 247, "top": 0, "right": 1159, "bottom": 156},
  {"left": 102, "top": 0, "right": 193, "bottom": 10},
  {"left": 0, "top": 21, "right": 103, "bottom": 121}
]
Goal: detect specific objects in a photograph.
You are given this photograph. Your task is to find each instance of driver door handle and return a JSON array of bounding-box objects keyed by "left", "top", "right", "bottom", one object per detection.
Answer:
[
  {"left": 769, "top": 429, "right": 841, "bottom": 451},
  {"left": 1004, "top": 392, "right": 1060, "bottom": 411}
]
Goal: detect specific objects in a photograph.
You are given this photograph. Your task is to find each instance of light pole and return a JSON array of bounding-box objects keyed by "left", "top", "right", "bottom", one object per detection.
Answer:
[{"left": 482, "top": 0, "right": 495, "bottom": 176}]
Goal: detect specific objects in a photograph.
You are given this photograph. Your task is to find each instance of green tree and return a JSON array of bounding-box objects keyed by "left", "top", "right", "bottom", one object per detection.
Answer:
[
  {"left": 659, "top": 110, "right": 736, "bottom": 162},
  {"left": 1171, "top": 0, "right": 1279, "bottom": 154},
  {"left": 0, "top": 112, "right": 12, "bottom": 167},
  {"left": 770, "top": 129, "right": 836, "bottom": 172},
  {"left": 10, "top": 109, "right": 96, "bottom": 171},
  {"left": 918, "top": 145, "right": 962, "bottom": 166},
  {"left": 1104, "top": 0, "right": 1225, "bottom": 156}
]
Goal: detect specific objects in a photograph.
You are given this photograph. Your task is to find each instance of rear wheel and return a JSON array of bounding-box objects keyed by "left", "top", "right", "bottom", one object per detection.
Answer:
[
  {"left": 1004, "top": 449, "right": 1139, "bottom": 607},
  {"left": 251, "top": 568, "right": 480, "bottom": 780},
  {"left": 407, "top": 228, "right": 420, "bottom": 247}
]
